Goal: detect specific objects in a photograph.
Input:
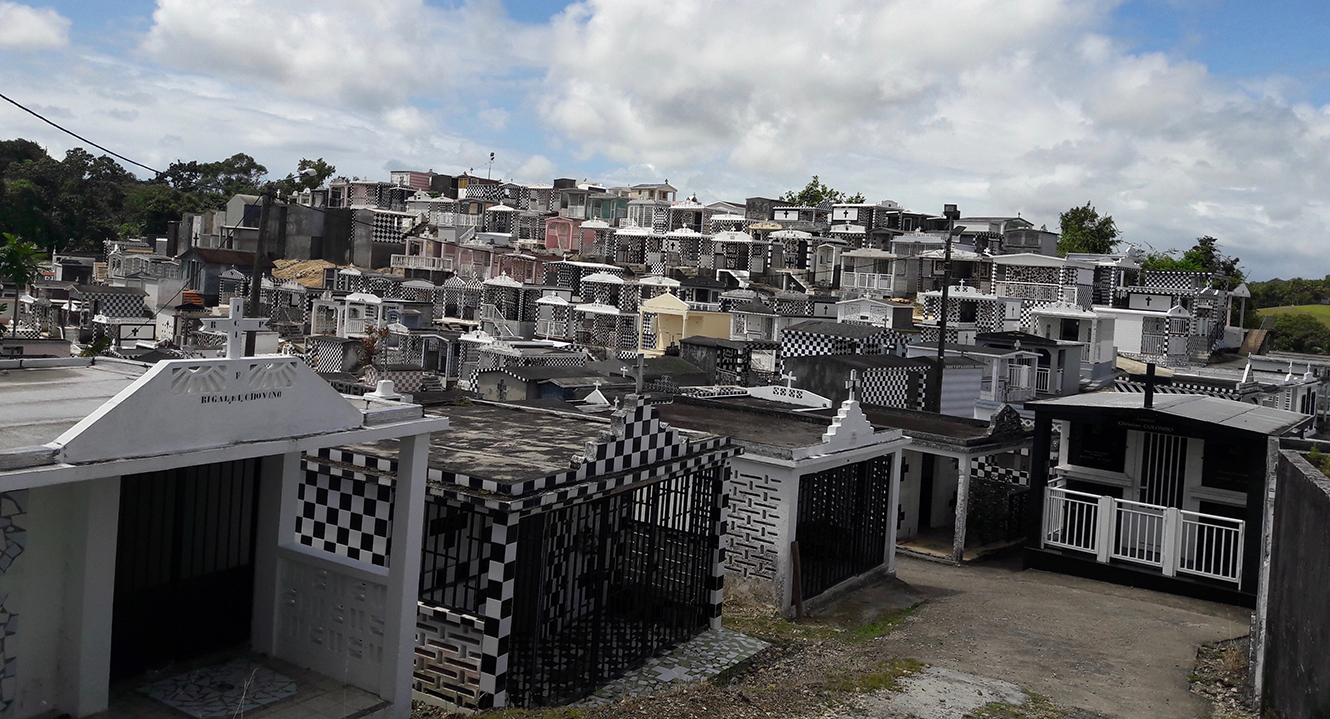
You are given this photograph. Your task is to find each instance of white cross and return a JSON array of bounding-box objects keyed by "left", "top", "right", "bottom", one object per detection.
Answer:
[
  {"left": 845, "top": 369, "right": 861, "bottom": 403},
  {"left": 781, "top": 371, "right": 797, "bottom": 387},
  {"left": 203, "top": 297, "right": 269, "bottom": 358}
]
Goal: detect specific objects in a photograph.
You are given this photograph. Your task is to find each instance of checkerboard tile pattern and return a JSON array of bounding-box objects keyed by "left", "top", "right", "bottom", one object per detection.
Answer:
[{"left": 296, "top": 460, "right": 395, "bottom": 567}]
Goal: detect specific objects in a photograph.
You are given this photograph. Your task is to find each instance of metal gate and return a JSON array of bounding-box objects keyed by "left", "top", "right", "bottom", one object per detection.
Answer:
[
  {"left": 507, "top": 467, "right": 722, "bottom": 707},
  {"left": 796, "top": 455, "right": 893, "bottom": 601},
  {"left": 111, "top": 458, "right": 261, "bottom": 679},
  {"left": 1139, "top": 432, "right": 1186, "bottom": 508}
]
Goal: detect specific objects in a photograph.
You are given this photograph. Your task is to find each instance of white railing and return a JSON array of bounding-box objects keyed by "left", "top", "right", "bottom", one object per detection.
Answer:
[
  {"left": 1034, "top": 367, "right": 1063, "bottom": 393},
  {"left": 432, "top": 211, "right": 482, "bottom": 228},
  {"left": 1041, "top": 487, "right": 1244, "bottom": 585},
  {"left": 1111, "top": 499, "right": 1166, "bottom": 567},
  {"left": 536, "top": 319, "right": 570, "bottom": 339},
  {"left": 1178, "top": 511, "right": 1244, "bottom": 583},
  {"left": 390, "top": 254, "right": 453, "bottom": 271},
  {"left": 843, "top": 271, "right": 894, "bottom": 293},
  {"left": 1043, "top": 487, "right": 1102, "bottom": 553},
  {"left": 686, "top": 301, "right": 721, "bottom": 312}
]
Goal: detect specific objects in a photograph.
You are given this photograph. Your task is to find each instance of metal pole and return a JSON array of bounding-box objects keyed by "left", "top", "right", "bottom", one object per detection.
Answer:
[
  {"left": 930, "top": 225, "right": 955, "bottom": 413},
  {"left": 245, "top": 190, "right": 272, "bottom": 356}
]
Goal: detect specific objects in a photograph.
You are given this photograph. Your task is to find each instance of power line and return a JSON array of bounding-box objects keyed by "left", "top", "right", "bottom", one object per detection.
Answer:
[
  {"left": 0, "top": 90, "right": 437, "bottom": 242},
  {"left": 0, "top": 91, "right": 164, "bottom": 175}
]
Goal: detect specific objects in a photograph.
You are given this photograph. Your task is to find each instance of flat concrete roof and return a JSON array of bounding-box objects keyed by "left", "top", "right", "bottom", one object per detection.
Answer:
[
  {"left": 349, "top": 402, "right": 619, "bottom": 484},
  {"left": 0, "top": 360, "right": 148, "bottom": 452},
  {"left": 655, "top": 399, "right": 830, "bottom": 451}
]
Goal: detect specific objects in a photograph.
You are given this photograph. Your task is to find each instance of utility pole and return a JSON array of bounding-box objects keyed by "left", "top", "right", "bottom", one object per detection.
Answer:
[
  {"left": 244, "top": 189, "right": 272, "bottom": 356},
  {"left": 928, "top": 209, "right": 965, "bottom": 413}
]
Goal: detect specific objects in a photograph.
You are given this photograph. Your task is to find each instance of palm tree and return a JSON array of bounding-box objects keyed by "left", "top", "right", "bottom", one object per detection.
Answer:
[{"left": 0, "top": 233, "right": 44, "bottom": 337}]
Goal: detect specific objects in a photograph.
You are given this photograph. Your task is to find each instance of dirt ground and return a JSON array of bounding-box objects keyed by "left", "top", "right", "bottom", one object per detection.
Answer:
[
  {"left": 414, "top": 554, "right": 1252, "bottom": 719},
  {"left": 868, "top": 555, "right": 1252, "bottom": 719}
]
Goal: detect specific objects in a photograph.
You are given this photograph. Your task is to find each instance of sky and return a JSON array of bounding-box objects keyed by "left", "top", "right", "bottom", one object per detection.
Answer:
[{"left": 1, "top": 0, "right": 1328, "bottom": 281}]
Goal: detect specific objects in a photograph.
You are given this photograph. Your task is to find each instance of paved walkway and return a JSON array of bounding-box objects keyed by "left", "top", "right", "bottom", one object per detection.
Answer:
[
  {"left": 844, "top": 555, "right": 1250, "bottom": 719},
  {"left": 573, "top": 628, "right": 769, "bottom": 706}
]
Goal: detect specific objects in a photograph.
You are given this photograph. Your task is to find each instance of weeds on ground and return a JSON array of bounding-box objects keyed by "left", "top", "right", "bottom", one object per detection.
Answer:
[
  {"left": 842, "top": 603, "right": 923, "bottom": 641},
  {"left": 965, "top": 692, "right": 1065, "bottom": 718},
  {"left": 1307, "top": 447, "right": 1330, "bottom": 476},
  {"left": 826, "top": 658, "right": 924, "bottom": 693},
  {"left": 723, "top": 601, "right": 922, "bottom": 644},
  {"left": 467, "top": 709, "right": 586, "bottom": 719}
]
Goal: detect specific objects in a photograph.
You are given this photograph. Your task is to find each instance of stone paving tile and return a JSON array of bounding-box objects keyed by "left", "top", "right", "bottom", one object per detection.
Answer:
[{"left": 571, "top": 628, "right": 769, "bottom": 707}]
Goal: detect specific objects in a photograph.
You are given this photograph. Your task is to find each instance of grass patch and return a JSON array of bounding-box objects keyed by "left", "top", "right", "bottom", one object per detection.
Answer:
[
  {"left": 842, "top": 603, "right": 922, "bottom": 642},
  {"left": 826, "top": 658, "right": 924, "bottom": 693},
  {"left": 966, "top": 692, "right": 1065, "bottom": 718},
  {"left": 1258, "top": 305, "right": 1330, "bottom": 328},
  {"left": 723, "top": 601, "right": 922, "bottom": 644}
]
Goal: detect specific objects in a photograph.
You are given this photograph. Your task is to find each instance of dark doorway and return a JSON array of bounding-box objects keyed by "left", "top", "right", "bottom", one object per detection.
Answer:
[
  {"left": 919, "top": 455, "right": 936, "bottom": 531},
  {"left": 111, "top": 458, "right": 262, "bottom": 680},
  {"left": 1060, "top": 318, "right": 1081, "bottom": 341}
]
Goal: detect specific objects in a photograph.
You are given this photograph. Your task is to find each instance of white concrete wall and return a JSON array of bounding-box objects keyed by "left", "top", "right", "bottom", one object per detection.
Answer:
[
  {"left": 1097, "top": 308, "right": 1143, "bottom": 355},
  {"left": 941, "top": 365, "right": 984, "bottom": 418},
  {"left": 8, "top": 479, "right": 118, "bottom": 719}
]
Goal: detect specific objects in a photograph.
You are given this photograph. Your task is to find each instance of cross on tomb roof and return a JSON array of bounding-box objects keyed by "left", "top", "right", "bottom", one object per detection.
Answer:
[
  {"left": 845, "top": 369, "right": 861, "bottom": 403},
  {"left": 781, "top": 371, "right": 797, "bottom": 388},
  {"left": 202, "top": 297, "right": 269, "bottom": 359}
]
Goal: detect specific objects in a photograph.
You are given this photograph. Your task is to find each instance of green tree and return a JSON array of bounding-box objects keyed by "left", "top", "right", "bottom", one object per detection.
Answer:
[
  {"left": 780, "top": 175, "right": 865, "bottom": 206},
  {"left": 1269, "top": 313, "right": 1330, "bottom": 354},
  {"left": 1057, "top": 202, "right": 1120, "bottom": 255},
  {"left": 0, "top": 145, "right": 135, "bottom": 253},
  {"left": 0, "top": 233, "right": 44, "bottom": 336},
  {"left": 273, "top": 158, "right": 335, "bottom": 197},
  {"left": 1140, "top": 236, "right": 1245, "bottom": 287}
]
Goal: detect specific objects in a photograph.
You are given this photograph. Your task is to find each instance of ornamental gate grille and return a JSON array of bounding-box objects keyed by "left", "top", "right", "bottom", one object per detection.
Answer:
[
  {"left": 1140, "top": 432, "right": 1186, "bottom": 508},
  {"left": 507, "top": 467, "right": 722, "bottom": 707},
  {"left": 795, "top": 456, "right": 893, "bottom": 600}
]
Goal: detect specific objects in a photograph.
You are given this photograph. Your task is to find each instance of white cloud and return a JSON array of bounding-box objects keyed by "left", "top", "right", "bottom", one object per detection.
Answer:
[
  {"left": 138, "top": 0, "right": 543, "bottom": 109},
  {"left": 0, "top": 1, "right": 70, "bottom": 50},
  {"left": 3, "top": 0, "right": 1329, "bottom": 279},
  {"left": 536, "top": 0, "right": 1330, "bottom": 279},
  {"left": 478, "top": 106, "right": 511, "bottom": 131}
]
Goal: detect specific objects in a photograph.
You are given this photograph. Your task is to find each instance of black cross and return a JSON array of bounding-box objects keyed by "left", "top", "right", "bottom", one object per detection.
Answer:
[{"left": 1143, "top": 362, "right": 1159, "bottom": 408}]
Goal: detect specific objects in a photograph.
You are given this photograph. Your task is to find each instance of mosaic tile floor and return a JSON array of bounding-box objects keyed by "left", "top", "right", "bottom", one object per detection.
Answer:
[
  {"left": 93, "top": 651, "right": 387, "bottom": 719},
  {"left": 573, "top": 628, "right": 769, "bottom": 706},
  {"left": 138, "top": 659, "right": 298, "bottom": 718}
]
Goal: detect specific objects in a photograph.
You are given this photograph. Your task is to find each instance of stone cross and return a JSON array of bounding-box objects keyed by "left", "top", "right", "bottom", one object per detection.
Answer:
[
  {"left": 781, "top": 371, "right": 797, "bottom": 388},
  {"left": 845, "top": 369, "right": 861, "bottom": 403},
  {"left": 203, "top": 297, "right": 269, "bottom": 359}
]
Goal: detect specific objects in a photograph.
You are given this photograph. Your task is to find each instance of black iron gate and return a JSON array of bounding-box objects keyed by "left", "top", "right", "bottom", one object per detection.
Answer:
[
  {"left": 507, "top": 466, "right": 722, "bottom": 706},
  {"left": 796, "top": 455, "right": 893, "bottom": 600},
  {"left": 111, "top": 458, "right": 261, "bottom": 679}
]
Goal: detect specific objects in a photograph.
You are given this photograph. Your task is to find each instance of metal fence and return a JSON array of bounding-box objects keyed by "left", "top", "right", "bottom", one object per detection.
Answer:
[
  {"left": 795, "top": 456, "right": 893, "bottom": 600},
  {"left": 505, "top": 466, "right": 723, "bottom": 706}
]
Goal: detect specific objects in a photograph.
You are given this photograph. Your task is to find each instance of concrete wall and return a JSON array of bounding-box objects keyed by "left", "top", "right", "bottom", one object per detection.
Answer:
[
  {"left": 1260, "top": 450, "right": 1330, "bottom": 718},
  {"left": 1097, "top": 308, "right": 1144, "bottom": 355},
  {"left": 5, "top": 480, "right": 118, "bottom": 719}
]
